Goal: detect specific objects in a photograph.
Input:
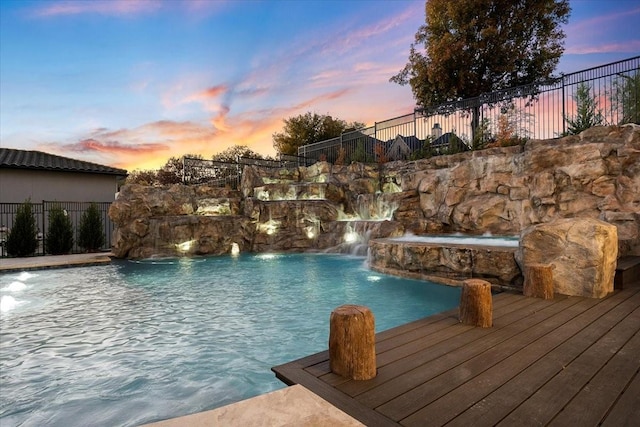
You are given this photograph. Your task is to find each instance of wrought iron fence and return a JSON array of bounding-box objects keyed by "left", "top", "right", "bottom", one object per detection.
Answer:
[
  {"left": 181, "top": 155, "right": 317, "bottom": 188},
  {"left": 298, "top": 56, "right": 640, "bottom": 163},
  {"left": 0, "top": 201, "right": 114, "bottom": 257}
]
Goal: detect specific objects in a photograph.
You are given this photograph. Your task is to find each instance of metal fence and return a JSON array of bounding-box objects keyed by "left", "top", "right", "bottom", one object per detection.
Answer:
[
  {"left": 181, "top": 154, "right": 316, "bottom": 187},
  {"left": 298, "top": 56, "right": 640, "bottom": 163},
  {"left": 0, "top": 201, "right": 114, "bottom": 257}
]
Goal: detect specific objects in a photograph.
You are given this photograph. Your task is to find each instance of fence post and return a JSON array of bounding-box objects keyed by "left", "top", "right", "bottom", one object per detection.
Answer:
[{"left": 561, "top": 76, "right": 566, "bottom": 136}]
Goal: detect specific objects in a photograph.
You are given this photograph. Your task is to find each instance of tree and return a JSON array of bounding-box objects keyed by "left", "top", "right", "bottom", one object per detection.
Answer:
[
  {"left": 126, "top": 169, "right": 159, "bottom": 185},
  {"left": 46, "top": 204, "right": 74, "bottom": 255},
  {"left": 6, "top": 199, "right": 38, "bottom": 257},
  {"left": 157, "top": 156, "right": 185, "bottom": 185},
  {"left": 78, "top": 203, "right": 105, "bottom": 252},
  {"left": 563, "top": 82, "right": 604, "bottom": 135},
  {"left": 212, "top": 145, "right": 265, "bottom": 163},
  {"left": 610, "top": 71, "right": 640, "bottom": 125},
  {"left": 273, "top": 112, "right": 365, "bottom": 155},
  {"left": 391, "top": 0, "right": 570, "bottom": 137}
]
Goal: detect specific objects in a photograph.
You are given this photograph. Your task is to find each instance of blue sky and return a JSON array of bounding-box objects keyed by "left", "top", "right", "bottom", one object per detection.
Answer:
[{"left": 1, "top": 0, "right": 638, "bottom": 171}]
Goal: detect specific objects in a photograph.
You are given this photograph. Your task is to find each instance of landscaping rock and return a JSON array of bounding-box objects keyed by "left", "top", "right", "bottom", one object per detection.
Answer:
[{"left": 516, "top": 218, "right": 618, "bottom": 298}]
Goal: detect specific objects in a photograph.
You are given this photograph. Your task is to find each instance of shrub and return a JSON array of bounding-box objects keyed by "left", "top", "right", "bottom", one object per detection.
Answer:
[
  {"left": 6, "top": 199, "right": 38, "bottom": 257},
  {"left": 46, "top": 204, "right": 73, "bottom": 255},
  {"left": 78, "top": 203, "right": 105, "bottom": 252}
]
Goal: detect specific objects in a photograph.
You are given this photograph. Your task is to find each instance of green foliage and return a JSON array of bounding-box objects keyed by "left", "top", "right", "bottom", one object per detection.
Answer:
[
  {"left": 472, "top": 118, "right": 493, "bottom": 150},
  {"left": 272, "top": 112, "right": 365, "bottom": 156},
  {"left": 6, "top": 199, "right": 38, "bottom": 257},
  {"left": 212, "top": 145, "right": 266, "bottom": 163},
  {"left": 440, "top": 134, "right": 467, "bottom": 155},
  {"left": 78, "top": 203, "right": 105, "bottom": 252},
  {"left": 563, "top": 83, "right": 604, "bottom": 135},
  {"left": 410, "top": 136, "right": 435, "bottom": 160},
  {"left": 347, "top": 141, "right": 374, "bottom": 163},
  {"left": 126, "top": 169, "right": 159, "bottom": 185},
  {"left": 391, "top": 0, "right": 570, "bottom": 109},
  {"left": 610, "top": 71, "right": 640, "bottom": 125},
  {"left": 46, "top": 204, "right": 74, "bottom": 255}
]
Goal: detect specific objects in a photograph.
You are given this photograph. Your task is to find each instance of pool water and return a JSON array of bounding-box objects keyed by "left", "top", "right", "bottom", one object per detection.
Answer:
[
  {"left": 0, "top": 253, "right": 461, "bottom": 426},
  {"left": 388, "top": 233, "right": 519, "bottom": 247}
]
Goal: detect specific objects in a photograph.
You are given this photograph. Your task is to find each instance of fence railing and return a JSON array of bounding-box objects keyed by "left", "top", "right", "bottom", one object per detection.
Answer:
[
  {"left": 181, "top": 154, "right": 316, "bottom": 188},
  {"left": 298, "top": 56, "right": 640, "bottom": 163},
  {"left": 0, "top": 201, "right": 114, "bottom": 257}
]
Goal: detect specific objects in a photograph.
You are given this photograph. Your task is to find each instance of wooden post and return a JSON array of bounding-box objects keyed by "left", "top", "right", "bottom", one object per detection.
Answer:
[
  {"left": 329, "top": 304, "right": 376, "bottom": 380},
  {"left": 523, "top": 263, "right": 554, "bottom": 299},
  {"left": 459, "top": 279, "right": 493, "bottom": 328}
]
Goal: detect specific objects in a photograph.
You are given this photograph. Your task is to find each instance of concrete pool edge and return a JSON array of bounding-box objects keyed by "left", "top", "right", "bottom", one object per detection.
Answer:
[
  {"left": 0, "top": 252, "right": 112, "bottom": 273},
  {"left": 141, "top": 384, "right": 364, "bottom": 427}
]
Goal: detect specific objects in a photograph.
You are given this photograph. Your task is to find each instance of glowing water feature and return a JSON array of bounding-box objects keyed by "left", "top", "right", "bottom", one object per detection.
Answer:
[
  {"left": 355, "top": 193, "right": 398, "bottom": 221},
  {"left": 5, "top": 281, "right": 27, "bottom": 292},
  {"left": 0, "top": 255, "right": 461, "bottom": 426},
  {"left": 0, "top": 295, "right": 19, "bottom": 312},
  {"left": 388, "top": 233, "right": 519, "bottom": 248},
  {"left": 231, "top": 242, "right": 240, "bottom": 256}
]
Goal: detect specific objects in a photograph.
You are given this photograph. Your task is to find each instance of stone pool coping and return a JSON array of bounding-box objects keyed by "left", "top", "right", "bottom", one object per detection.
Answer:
[
  {"left": 142, "top": 384, "right": 364, "bottom": 427},
  {"left": 0, "top": 252, "right": 113, "bottom": 273}
]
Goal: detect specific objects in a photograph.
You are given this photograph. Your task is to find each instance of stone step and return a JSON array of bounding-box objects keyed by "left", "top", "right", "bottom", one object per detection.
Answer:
[{"left": 614, "top": 256, "right": 640, "bottom": 289}]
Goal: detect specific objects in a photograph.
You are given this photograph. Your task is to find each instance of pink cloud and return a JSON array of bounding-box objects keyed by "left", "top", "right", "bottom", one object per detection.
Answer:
[
  {"left": 56, "top": 138, "right": 168, "bottom": 155},
  {"left": 32, "top": 0, "right": 161, "bottom": 17},
  {"left": 193, "top": 85, "right": 228, "bottom": 100},
  {"left": 565, "top": 40, "right": 640, "bottom": 55},
  {"left": 567, "top": 7, "right": 640, "bottom": 33},
  {"left": 30, "top": 0, "right": 229, "bottom": 18}
]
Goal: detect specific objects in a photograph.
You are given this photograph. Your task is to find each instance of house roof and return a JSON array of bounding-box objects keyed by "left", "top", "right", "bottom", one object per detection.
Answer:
[{"left": 0, "top": 148, "right": 128, "bottom": 176}]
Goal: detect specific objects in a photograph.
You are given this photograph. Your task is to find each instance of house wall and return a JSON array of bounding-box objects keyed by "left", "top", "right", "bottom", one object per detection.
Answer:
[{"left": 0, "top": 169, "right": 120, "bottom": 203}]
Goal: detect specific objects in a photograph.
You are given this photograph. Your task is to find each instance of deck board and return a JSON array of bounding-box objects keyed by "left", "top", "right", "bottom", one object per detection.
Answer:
[{"left": 272, "top": 284, "right": 640, "bottom": 427}]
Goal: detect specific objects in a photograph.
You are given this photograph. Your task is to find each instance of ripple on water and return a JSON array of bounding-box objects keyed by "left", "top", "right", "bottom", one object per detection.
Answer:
[{"left": 0, "top": 255, "right": 461, "bottom": 426}]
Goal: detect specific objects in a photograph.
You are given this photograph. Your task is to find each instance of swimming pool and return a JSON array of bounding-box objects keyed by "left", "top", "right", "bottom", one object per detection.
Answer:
[
  {"left": 386, "top": 233, "right": 520, "bottom": 247},
  {"left": 0, "top": 253, "right": 461, "bottom": 426}
]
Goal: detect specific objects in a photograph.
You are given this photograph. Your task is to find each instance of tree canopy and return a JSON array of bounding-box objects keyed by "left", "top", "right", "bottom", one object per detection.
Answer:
[
  {"left": 272, "top": 112, "right": 365, "bottom": 156},
  {"left": 391, "top": 0, "right": 571, "bottom": 109},
  {"left": 211, "top": 145, "right": 265, "bottom": 163}
]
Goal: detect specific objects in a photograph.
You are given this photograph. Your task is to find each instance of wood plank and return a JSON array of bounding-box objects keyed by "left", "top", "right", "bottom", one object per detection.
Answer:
[
  {"left": 336, "top": 296, "right": 569, "bottom": 399},
  {"left": 273, "top": 286, "right": 640, "bottom": 427},
  {"left": 303, "top": 294, "right": 533, "bottom": 388},
  {"left": 408, "top": 288, "right": 639, "bottom": 426},
  {"left": 376, "top": 296, "right": 597, "bottom": 422},
  {"left": 496, "top": 291, "right": 640, "bottom": 426},
  {"left": 316, "top": 293, "right": 543, "bottom": 397},
  {"left": 601, "top": 368, "right": 640, "bottom": 427},
  {"left": 375, "top": 292, "right": 525, "bottom": 352},
  {"left": 548, "top": 326, "right": 640, "bottom": 426},
  {"left": 364, "top": 296, "right": 587, "bottom": 414}
]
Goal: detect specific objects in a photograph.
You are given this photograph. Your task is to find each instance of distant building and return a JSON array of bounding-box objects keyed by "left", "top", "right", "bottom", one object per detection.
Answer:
[
  {"left": 386, "top": 135, "right": 424, "bottom": 161},
  {"left": 0, "top": 148, "right": 127, "bottom": 203}
]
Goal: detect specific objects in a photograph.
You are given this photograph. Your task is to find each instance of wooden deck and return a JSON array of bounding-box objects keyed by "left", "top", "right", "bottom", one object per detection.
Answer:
[{"left": 273, "top": 282, "right": 640, "bottom": 426}]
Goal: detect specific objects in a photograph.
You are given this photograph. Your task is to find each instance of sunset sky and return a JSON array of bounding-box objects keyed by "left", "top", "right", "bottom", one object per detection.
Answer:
[{"left": 1, "top": 0, "right": 638, "bottom": 172}]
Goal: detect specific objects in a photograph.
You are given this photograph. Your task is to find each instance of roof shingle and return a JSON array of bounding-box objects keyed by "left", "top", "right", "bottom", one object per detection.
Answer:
[{"left": 0, "top": 148, "right": 127, "bottom": 176}]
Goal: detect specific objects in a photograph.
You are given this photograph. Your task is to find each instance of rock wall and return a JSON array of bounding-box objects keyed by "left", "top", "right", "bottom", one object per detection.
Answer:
[
  {"left": 386, "top": 125, "right": 639, "bottom": 256},
  {"left": 516, "top": 218, "right": 618, "bottom": 298},
  {"left": 109, "top": 125, "right": 639, "bottom": 259}
]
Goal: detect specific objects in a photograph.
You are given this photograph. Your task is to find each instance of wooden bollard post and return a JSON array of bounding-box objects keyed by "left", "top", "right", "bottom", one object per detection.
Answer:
[
  {"left": 329, "top": 305, "right": 376, "bottom": 380},
  {"left": 523, "top": 263, "right": 554, "bottom": 299},
  {"left": 459, "top": 279, "right": 493, "bottom": 328}
]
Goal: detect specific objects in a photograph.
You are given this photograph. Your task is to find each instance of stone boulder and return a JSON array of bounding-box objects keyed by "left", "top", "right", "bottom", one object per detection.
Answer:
[{"left": 516, "top": 218, "right": 618, "bottom": 298}]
